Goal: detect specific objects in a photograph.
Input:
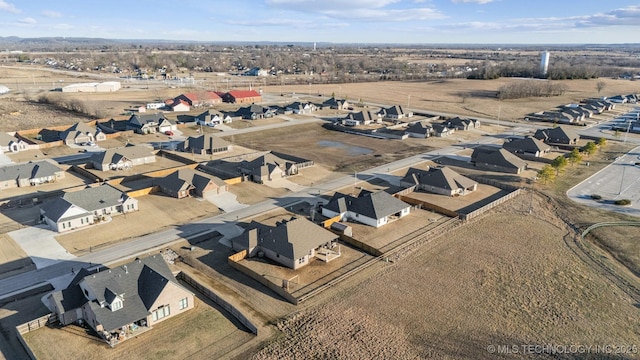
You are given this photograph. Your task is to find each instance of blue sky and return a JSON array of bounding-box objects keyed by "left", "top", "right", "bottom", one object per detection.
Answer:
[{"left": 2, "top": 0, "right": 640, "bottom": 44}]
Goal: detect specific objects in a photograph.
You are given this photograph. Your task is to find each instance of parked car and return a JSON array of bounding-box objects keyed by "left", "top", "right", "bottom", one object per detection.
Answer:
[{"left": 165, "top": 130, "right": 174, "bottom": 136}]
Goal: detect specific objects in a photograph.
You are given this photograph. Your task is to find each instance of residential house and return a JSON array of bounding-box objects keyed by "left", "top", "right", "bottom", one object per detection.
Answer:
[
  {"left": 400, "top": 167, "right": 477, "bottom": 196},
  {"left": 90, "top": 145, "right": 156, "bottom": 171},
  {"left": 502, "top": 136, "right": 551, "bottom": 158},
  {"left": 624, "top": 94, "right": 638, "bottom": 103},
  {"left": 176, "top": 134, "right": 231, "bottom": 155},
  {"left": 322, "top": 97, "right": 350, "bottom": 110},
  {"left": 321, "top": 190, "right": 411, "bottom": 228},
  {"left": 239, "top": 152, "right": 300, "bottom": 183},
  {"left": 236, "top": 104, "right": 276, "bottom": 120},
  {"left": 562, "top": 105, "right": 592, "bottom": 118},
  {"left": 232, "top": 217, "right": 339, "bottom": 270},
  {"left": 169, "top": 100, "right": 191, "bottom": 112},
  {"left": 580, "top": 102, "right": 605, "bottom": 115},
  {"left": 59, "top": 122, "right": 107, "bottom": 145},
  {"left": 556, "top": 107, "right": 585, "bottom": 123},
  {"left": 126, "top": 114, "right": 174, "bottom": 135},
  {"left": 40, "top": 184, "right": 138, "bottom": 232},
  {"left": 432, "top": 123, "right": 454, "bottom": 137},
  {"left": 156, "top": 168, "right": 227, "bottom": 199},
  {"left": 0, "top": 159, "right": 65, "bottom": 189},
  {"left": 344, "top": 111, "right": 381, "bottom": 126},
  {"left": 471, "top": 147, "right": 527, "bottom": 174},
  {"left": 222, "top": 90, "right": 262, "bottom": 104},
  {"left": 48, "top": 255, "right": 194, "bottom": 346},
  {"left": 286, "top": 101, "right": 317, "bottom": 114},
  {"left": 405, "top": 122, "right": 433, "bottom": 138},
  {"left": 378, "top": 105, "right": 412, "bottom": 120},
  {"left": 533, "top": 126, "right": 580, "bottom": 145},
  {"left": 0, "top": 132, "right": 29, "bottom": 153},
  {"left": 195, "top": 110, "right": 232, "bottom": 126},
  {"left": 608, "top": 95, "right": 627, "bottom": 104}
]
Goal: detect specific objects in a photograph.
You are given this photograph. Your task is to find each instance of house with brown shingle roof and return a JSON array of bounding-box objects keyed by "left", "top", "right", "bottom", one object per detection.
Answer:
[
  {"left": 156, "top": 168, "right": 227, "bottom": 199},
  {"left": 471, "top": 147, "right": 527, "bottom": 174},
  {"left": 401, "top": 167, "right": 477, "bottom": 196},
  {"left": 176, "top": 134, "right": 231, "bottom": 155},
  {"left": 502, "top": 136, "right": 550, "bottom": 158},
  {"left": 222, "top": 90, "right": 262, "bottom": 104},
  {"left": 321, "top": 190, "right": 411, "bottom": 228},
  {"left": 90, "top": 145, "right": 156, "bottom": 171},
  {"left": 232, "top": 217, "right": 339, "bottom": 269}
]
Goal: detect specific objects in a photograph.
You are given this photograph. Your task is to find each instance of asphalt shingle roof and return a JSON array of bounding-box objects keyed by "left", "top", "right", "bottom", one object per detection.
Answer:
[{"left": 325, "top": 190, "right": 410, "bottom": 219}]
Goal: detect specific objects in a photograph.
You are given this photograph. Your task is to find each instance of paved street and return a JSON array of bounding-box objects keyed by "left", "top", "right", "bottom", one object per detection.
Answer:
[{"left": 567, "top": 146, "right": 640, "bottom": 217}]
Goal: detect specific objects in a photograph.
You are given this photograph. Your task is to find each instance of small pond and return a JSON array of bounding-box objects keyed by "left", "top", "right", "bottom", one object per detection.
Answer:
[{"left": 317, "top": 140, "right": 374, "bottom": 156}]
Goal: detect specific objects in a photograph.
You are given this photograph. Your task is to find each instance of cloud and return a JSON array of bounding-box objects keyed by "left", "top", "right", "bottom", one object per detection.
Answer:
[
  {"left": 266, "top": 0, "right": 444, "bottom": 22},
  {"left": 19, "top": 17, "right": 37, "bottom": 25},
  {"left": 226, "top": 18, "right": 349, "bottom": 29},
  {"left": 0, "top": 0, "right": 19, "bottom": 13},
  {"left": 41, "top": 10, "right": 62, "bottom": 18},
  {"left": 575, "top": 5, "right": 640, "bottom": 27},
  {"left": 451, "top": 0, "right": 494, "bottom": 4}
]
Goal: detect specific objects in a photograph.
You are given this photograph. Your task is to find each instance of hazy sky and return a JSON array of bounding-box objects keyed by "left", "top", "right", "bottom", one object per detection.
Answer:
[{"left": 2, "top": 0, "right": 640, "bottom": 44}]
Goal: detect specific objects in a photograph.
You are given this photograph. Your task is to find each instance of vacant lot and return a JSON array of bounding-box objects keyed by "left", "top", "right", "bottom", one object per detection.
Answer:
[
  {"left": 252, "top": 204, "right": 640, "bottom": 359},
  {"left": 24, "top": 290, "right": 255, "bottom": 360},
  {"left": 55, "top": 194, "right": 220, "bottom": 255},
  {"left": 223, "top": 122, "right": 435, "bottom": 173}
]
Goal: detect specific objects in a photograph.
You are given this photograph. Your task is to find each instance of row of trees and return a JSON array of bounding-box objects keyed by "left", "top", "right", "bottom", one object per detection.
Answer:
[
  {"left": 536, "top": 138, "right": 606, "bottom": 184},
  {"left": 497, "top": 80, "right": 568, "bottom": 100}
]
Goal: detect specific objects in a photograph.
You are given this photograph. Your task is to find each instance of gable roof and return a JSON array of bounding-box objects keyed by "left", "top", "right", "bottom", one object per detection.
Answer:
[
  {"left": 181, "top": 134, "right": 230, "bottom": 151},
  {"left": 0, "top": 132, "right": 21, "bottom": 146},
  {"left": 128, "top": 113, "right": 167, "bottom": 128},
  {"left": 0, "top": 159, "right": 63, "bottom": 182},
  {"left": 401, "top": 167, "right": 477, "bottom": 191},
  {"left": 405, "top": 122, "right": 432, "bottom": 135},
  {"left": 381, "top": 105, "right": 405, "bottom": 116},
  {"left": 227, "top": 90, "right": 261, "bottom": 99},
  {"left": 62, "top": 184, "right": 132, "bottom": 212},
  {"left": 241, "top": 217, "right": 337, "bottom": 259},
  {"left": 75, "top": 255, "right": 185, "bottom": 332},
  {"left": 91, "top": 145, "right": 154, "bottom": 165},
  {"left": 348, "top": 111, "right": 377, "bottom": 122},
  {"left": 40, "top": 197, "right": 90, "bottom": 223},
  {"left": 472, "top": 148, "right": 527, "bottom": 170},
  {"left": 534, "top": 126, "right": 580, "bottom": 143},
  {"left": 157, "top": 168, "right": 225, "bottom": 194},
  {"left": 503, "top": 136, "right": 550, "bottom": 153},
  {"left": 324, "top": 190, "right": 410, "bottom": 220}
]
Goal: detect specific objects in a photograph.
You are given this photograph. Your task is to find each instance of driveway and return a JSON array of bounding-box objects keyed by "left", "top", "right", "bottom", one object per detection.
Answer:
[
  {"left": 264, "top": 178, "right": 307, "bottom": 192},
  {"left": 567, "top": 146, "right": 640, "bottom": 217},
  {"left": 203, "top": 191, "right": 249, "bottom": 213},
  {"left": 9, "top": 225, "right": 76, "bottom": 269}
]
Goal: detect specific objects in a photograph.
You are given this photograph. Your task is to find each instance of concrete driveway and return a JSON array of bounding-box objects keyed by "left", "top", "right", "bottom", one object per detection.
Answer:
[
  {"left": 203, "top": 191, "right": 249, "bottom": 213},
  {"left": 9, "top": 225, "right": 76, "bottom": 269},
  {"left": 567, "top": 146, "right": 640, "bottom": 217},
  {"left": 264, "top": 178, "right": 307, "bottom": 192}
]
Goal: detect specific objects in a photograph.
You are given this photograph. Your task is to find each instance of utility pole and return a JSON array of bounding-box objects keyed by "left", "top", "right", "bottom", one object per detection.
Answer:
[
  {"left": 624, "top": 118, "right": 632, "bottom": 144},
  {"left": 619, "top": 164, "right": 627, "bottom": 195}
]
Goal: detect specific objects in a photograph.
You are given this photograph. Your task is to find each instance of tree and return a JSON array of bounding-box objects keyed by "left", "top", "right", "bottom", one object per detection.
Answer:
[
  {"left": 568, "top": 148, "right": 582, "bottom": 166},
  {"left": 583, "top": 142, "right": 597, "bottom": 157},
  {"left": 551, "top": 155, "right": 568, "bottom": 175},
  {"left": 597, "top": 137, "right": 607, "bottom": 148},
  {"left": 596, "top": 81, "right": 606, "bottom": 94},
  {"left": 537, "top": 165, "right": 556, "bottom": 184}
]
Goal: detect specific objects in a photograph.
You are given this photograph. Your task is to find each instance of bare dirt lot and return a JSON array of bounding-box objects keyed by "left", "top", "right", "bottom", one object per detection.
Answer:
[
  {"left": 23, "top": 290, "right": 254, "bottom": 360},
  {"left": 55, "top": 194, "right": 221, "bottom": 255},
  {"left": 251, "top": 201, "right": 640, "bottom": 359}
]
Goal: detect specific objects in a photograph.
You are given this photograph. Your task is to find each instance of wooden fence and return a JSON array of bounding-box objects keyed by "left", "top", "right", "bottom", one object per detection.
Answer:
[
  {"left": 177, "top": 271, "right": 258, "bottom": 335},
  {"left": 223, "top": 176, "right": 243, "bottom": 185},
  {"left": 15, "top": 313, "right": 58, "bottom": 360},
  {"left": 227, "top": 253, "right": 299, "bottom": 304},
  {"left": 126, "top": 186, "right": 159, "bottom": 198},
  {"left": 459, "top": 188, "right": 522, "bottom": 221},
  {"left": 321, "top": 215, "right": 342, "bottom": 229},
  {"left": 396, "top": 195, "right": 459, "bottom": 218},
  {"left": 70, "top": 165, "right": 104, "bottom": 183},
  {"left": 337, "top": 233, "right": 384, "bottom": 257}
]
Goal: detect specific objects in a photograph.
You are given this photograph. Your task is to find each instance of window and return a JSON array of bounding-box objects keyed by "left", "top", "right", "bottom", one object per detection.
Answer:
[
  {"left": 152, "top": 305, "right": 170, "bottom": 321},
  {"left": 179, "top": 297, "right": 188, "bottom": 310},
  {"left": 111, "top": 299, "right": 122, "bottom": 311}
]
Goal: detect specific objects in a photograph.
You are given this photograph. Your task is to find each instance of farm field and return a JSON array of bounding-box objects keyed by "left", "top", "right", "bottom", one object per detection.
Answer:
[{"left": 251, "top": 203, "right": 640, "bottom": 359}]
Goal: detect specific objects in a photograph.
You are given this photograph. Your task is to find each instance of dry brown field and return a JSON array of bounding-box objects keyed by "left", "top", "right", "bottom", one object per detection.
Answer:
[{"left": 251, "top": 204, "right": 640, "bottom": 360}]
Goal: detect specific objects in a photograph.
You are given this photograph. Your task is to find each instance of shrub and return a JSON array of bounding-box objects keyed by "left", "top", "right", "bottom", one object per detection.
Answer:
[
  {"left": 614, "top": 199, "right": 631, "bottom": 206},
  {"left": 590, "top": 194, "right": 602, "bottom": 200}
]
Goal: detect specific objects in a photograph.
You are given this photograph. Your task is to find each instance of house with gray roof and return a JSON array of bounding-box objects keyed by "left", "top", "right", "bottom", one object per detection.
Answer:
[
  {"left": 48, "top": 255, "right": 194, "bottom": 346},
  {"left": 176, "top": 134, "right": 231, "bottom": 155},
  {"left": 405, "top": 122, "right": 433, "bottom": 138},
  {"left": 0, "top": 159, "right": 65, "bottom": 189},
  {"left": 90, "top": 145, "right": 156, "bottom": 171},
  {"left": 533, "top": 126, "right": 580, "bottom": 145},
  {"left": 378, "top": 105, "right": 412, "bottom": 120},
  {"left": 471, "top": 147, "right": 527, "bottom": 174},
  {"left": 40, "top": 184, "right": 138, "bottom": 232},
  {"left": 432, "top": 123, "right": 454, "bottom": 137},
  {"left": 344, "top": 110, "right": 381, "bottom": 126},
  {"left": 59, "top": 122, "right": 106, "bottom": 145},
  {"left": 232, "top": 217, "right": 339, "bottom": 269},
  {"left": 236, "top": 104, "right": 276, "bottom": 120},
  {"left": 0, "top": 132, "right": 29, "bottom": 153},
  {"left": 239, "top": 152, "right": 301, "bottom": 183},
  {"left": 126, "top": 113, "right": 174, "bottom": 134},
  {"left": 286, "top": 101, "right": 317, "bottom": 114},
  {"left": 156, "top": 168, "right": 227, "bottom": 199},
  {"left": 503, "top": 136, "right": 550, "bottom": 158},
  {"left": 321, "top": 190, "right": 411, "bottom": 228},
  {"left": 322, "top": 97, "right": 350, "bottom": 110},
  {"left": 401, "top": 167, "right": 477, "bottom": 196}
]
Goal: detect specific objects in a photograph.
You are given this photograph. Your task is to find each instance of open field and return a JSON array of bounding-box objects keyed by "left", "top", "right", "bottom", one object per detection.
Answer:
[
  {"left": 55, "top": 193, "right": 221, "bottom": 255},
  {"left": 23, "top": 290, "right": 255, "bottom": 360},
  {"left": 252, "top": 206, "right": 640, "bottom": 359}
]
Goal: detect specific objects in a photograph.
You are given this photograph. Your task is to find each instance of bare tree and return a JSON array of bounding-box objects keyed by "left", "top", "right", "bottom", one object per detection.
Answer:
[{"left": 596, "top": 81, "right": 606, "bottom": 94}]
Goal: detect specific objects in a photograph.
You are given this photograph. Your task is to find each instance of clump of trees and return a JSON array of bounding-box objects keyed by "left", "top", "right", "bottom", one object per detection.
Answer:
[
  {"left": 537, "top": 139, "right": 605, "bottom": 184},
  {"left": 33, "top": 93, "right": 108, "bottom": 118},
  {"left": 497, "top": 80, "right": 568, "bottom": 100}
]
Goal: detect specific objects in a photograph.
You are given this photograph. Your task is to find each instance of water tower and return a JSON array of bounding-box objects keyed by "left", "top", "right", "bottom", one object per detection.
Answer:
[{"left": 540, "top": 51, "right": 550, "bottom": 77}]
